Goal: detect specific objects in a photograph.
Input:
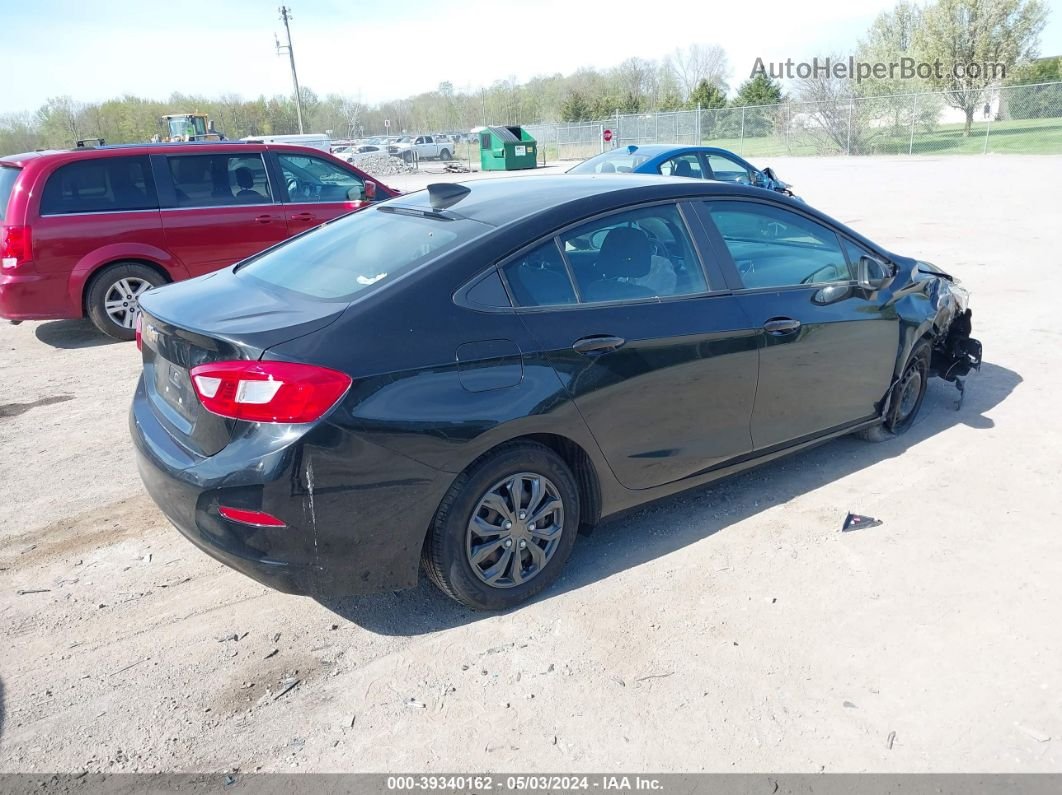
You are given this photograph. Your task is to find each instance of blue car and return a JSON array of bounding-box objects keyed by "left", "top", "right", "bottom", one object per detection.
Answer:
[{"left": 568, "top": 144, "right": 800, "bottom": 200}]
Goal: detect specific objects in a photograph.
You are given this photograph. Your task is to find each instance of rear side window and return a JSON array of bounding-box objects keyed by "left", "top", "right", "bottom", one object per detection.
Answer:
[
  {"left": 237, "top": 206, "right": 490, "bottom": 301},
  {"left": 659, "top": 154, "right": 703, "bottom": 179},
  {"left": 0, "top": 166, "right": 19, "bottom": 221},
  {"left": 40, "top": 156, "right": 158, "bottom": 216},
  {"left": 167, "top": 154, "right": 272, "bottom": 207},
  {"left": 502, "top": 241, "right": 577, "bottom": 307}
]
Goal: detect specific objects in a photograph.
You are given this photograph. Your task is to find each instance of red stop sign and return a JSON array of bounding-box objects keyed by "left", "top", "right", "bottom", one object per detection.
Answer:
[{"left": 603, "top": 129, "right": 613, "bottom": 142}]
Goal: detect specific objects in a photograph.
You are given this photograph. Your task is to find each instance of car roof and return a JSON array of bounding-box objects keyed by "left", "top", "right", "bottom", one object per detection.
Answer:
[
  {"left": 0, "top": 141, "right": 332, "bottom": 169},
  {"left": 388, "top": 174, "right": 773, "bottom": 227},
  {"left": 591, "top": 144, "right": 746, "bottom": 159},
  {"left": 383, "top": 174, "right": 887, "bottom": 256}
]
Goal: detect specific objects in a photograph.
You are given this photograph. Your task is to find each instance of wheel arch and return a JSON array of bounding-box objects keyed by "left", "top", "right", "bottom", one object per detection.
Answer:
[
  {"left": 68, "top": 245, "right": 188, "bottom": 317},
  {"left": 80, "top": 258, "right": 173, "bottom": 315},
  {"left": 427, "top": 431, "right": 603, "bottom": 542}
]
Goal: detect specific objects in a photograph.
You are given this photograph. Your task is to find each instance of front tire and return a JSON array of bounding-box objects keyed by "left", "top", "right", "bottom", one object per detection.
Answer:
[
  {"left": 85, "top": 263, "right": 166, "bottom": 341},
  {"left": 423, "top": 442, "right": 580, "bottom": 610},
  {"left": 859, "top": 341, "right": 931, "bottom": 442}
]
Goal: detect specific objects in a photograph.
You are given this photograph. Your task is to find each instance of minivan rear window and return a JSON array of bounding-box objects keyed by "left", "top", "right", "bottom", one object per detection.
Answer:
[
  {"left": 40, "top": 156, "right": 158, "bottom": 216},
  {"left": 237, "top": 205, "right": 490, "bottom": 301},
  {"left": 0, "top": 166, "right": 19, "bottom": 222}
]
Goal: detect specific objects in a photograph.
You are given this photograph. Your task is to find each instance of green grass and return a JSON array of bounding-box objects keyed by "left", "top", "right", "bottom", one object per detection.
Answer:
[
  {"left": 450, "top": 116, "right": 1062, "bottom": 166},
  {"left": 701, "top": 115, "right": 1062, "bottom": 157}
]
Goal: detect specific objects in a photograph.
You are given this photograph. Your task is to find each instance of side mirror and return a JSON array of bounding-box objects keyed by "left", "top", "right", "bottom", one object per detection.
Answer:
[
  {"left": 363, "top": 180, "right": 377, "bottom": 201},
  {"left": 858, "top": 255, "right": 893, "bottom": 290},
  {"left": 752, "top": 170, "right": 768, "bottom": 187}
]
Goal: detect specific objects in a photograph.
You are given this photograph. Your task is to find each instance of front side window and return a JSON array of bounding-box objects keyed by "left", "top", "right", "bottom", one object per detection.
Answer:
[
  {"left": 706, "top": 154, "right": 752, "bottom": 183},
  {"left": 276, "top": 153, "right": 365, "bottom": 204},
  {"left": 706, "top": 201, "right": 852, "bottom": 289},
  {"left": 40, "top": 156, "right": 158, "bottom": 215},
  {"left": 166, "top": 154, "right": 272, "bottom": 208},
  {"left": 659, "top": 154, "right": 704, "bottom": 179},
  {"left": 238, "top": 206, "right": 488, "bottom": 301}
]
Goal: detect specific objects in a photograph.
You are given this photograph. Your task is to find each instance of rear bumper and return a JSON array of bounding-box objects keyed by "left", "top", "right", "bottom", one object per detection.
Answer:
[
  {"left": 129, "top": 376, "right": 452, "bottom": 597},
  {"left": 0, "top": 269, "right": 78, "bottom": 320}
]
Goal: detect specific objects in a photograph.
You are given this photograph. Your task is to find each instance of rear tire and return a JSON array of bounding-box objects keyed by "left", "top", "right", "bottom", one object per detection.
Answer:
[
  {"left": 423, "top": 442, "right": 580, "bottom": 610},
  {"left": 85, "top": 262, "right": 166, "bottom": 341},
  {"left": 858, "top": 341, "right": 931, "bottom": 442},
  {"left": 439, "top": 149, "right": 451, "bottom": 161}
]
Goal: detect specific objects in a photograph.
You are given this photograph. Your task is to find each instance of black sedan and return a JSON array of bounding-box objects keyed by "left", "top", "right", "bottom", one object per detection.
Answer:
[{"left": 130, "top": 175, "right": 981, "bottom": 610}]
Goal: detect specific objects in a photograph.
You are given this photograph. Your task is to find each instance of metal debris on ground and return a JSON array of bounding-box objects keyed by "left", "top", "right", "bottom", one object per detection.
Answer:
[
  {"left": 886, "top": 731, "right": 897, "bottom": 749},
  {"left": 273, "top": 678, "right": 300, "bottom": 701},
  {"left": 16, "top": 588, "right": 51, "bottom": 595},
  {"left": 842, "top": 512, "right": 883, "bottom": 532}
]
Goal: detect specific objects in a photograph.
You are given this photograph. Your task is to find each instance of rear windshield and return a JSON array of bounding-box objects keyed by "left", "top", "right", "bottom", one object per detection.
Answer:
[
  {"left": 237, "top": 205, "right": 490, "bottom": 301},
  {"left": 568, "top": 150, "right": 653, "bottom": 175},
  {"left": 0, "top": 166, "right": 20, "bottom": 222}
]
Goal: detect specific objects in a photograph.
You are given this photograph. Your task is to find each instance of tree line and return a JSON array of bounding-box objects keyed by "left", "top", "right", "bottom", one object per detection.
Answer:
[{"left": 0, "top": 0, "right": 1054, "bottom": 156}]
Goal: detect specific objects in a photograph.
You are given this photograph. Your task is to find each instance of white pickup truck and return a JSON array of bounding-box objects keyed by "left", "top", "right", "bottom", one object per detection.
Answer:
[{"left": 387, "top": 135, "right": 455, "bottom": 162}]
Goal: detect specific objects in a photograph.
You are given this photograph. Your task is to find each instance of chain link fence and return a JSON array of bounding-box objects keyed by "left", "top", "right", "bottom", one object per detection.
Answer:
[{"left": 524, "top": 82, "right": 1062, "bottom": 162}]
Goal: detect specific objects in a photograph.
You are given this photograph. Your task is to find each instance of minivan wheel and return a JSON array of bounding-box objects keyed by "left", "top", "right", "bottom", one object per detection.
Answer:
[
  {"left": 423, "top": 442, "right": 580, "bottom": 610},
  {"left": 86, "top": 263, "right": 166, "bottom": 341},
  {"left": 858, "top": 341, "right": 931, "bottom": 442}
]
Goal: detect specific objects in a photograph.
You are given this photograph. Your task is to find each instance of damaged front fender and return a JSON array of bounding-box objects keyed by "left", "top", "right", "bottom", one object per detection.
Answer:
[{"left": 913, "top": 261, "right": 983, "bottom": 382}]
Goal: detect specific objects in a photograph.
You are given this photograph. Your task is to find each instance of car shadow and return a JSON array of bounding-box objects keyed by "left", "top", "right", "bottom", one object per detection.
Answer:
[
  {"left": 317, "top": 360, "right": 1021, "bottom": 636},
  {"left": 34, "top": 319, "right": 122, "bottom": 349}
]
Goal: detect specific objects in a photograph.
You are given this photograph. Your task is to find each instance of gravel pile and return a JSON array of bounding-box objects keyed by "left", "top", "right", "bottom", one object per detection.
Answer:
[{"left": 354, "top": 153, "right": 417, "bottom": 177}]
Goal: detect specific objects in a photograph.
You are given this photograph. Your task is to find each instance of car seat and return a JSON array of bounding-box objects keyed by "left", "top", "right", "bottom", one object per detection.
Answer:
[
  {"left": 582, "top": 227, "right": 655, "bottom": 302},
  {"left": 234, "top": 167, "right": 264, "bottom": 200}
]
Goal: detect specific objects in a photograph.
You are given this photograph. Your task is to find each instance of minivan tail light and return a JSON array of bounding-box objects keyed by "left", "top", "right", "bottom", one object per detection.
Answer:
[
  {"left": 188, "top": 360, "right": 352, "bottom": 424},
  {"left": 0, "top": 225, "right": 31, "bottom": 270}
]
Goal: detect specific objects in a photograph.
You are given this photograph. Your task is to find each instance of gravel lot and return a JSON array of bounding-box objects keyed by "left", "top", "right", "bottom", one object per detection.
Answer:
[{"left": 1, "top": 155, "right": 1060, "bottom": 773}]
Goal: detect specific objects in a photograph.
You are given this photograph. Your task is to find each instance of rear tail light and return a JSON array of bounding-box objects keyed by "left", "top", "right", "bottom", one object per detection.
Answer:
[
  {"left": 0, "top": 225, "right": 32, "bottom": 271},
  {"left": 189, "top": 360, "right": 352, "bottom": 423},
  {"left": 218, "top": 506, "right": 287, "bottom": 528}
]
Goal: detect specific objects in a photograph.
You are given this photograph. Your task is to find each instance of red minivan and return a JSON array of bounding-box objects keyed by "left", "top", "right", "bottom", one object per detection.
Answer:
[{"left": 0, "top": 142, "right": 397, "bottom": 339}]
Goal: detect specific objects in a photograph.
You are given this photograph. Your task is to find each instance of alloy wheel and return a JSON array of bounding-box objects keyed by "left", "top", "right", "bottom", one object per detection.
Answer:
[
  {"left": 465, "top": 472, "right": 565, "bottom": 589},
  {"left": 103, "top": 277, "right": 152, "bottom": 329}
]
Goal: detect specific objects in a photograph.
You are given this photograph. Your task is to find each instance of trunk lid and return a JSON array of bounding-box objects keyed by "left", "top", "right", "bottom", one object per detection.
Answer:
[{"left": 138, "top": 268, "right": 346, "bottom": 457}]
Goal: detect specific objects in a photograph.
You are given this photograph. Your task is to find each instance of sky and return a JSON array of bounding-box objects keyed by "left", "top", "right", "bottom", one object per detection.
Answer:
[{"left": 2, "top": 0, "right": 1061, "bottom": 114}]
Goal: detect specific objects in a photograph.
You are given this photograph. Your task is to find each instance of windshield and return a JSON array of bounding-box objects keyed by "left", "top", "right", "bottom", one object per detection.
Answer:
[
  {"left": 568, "top": 150, "right": 653, "bottom": 174},
  {"left": 237, "top": 205, "right": 490, "bottom": 301},
  {"left": 0, "top": 166, "right": 19, "bottom": 221},
  {"left": 168, "top": 116, "right": 207, "bottom": 139}
]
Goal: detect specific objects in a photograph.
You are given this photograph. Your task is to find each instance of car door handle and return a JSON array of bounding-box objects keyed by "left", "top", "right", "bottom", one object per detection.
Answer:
[
  {"left": 572, "top": 335, "right": 626, "bottom": 355},
  {"left": 290, "top": 212, "right": 315, "bottom": 221},
  {"left": 254, "top": 214, "right": 275, "bottom": 224},
  {"left": 763, "top": 317, "right": 802, "bottom": 335}
]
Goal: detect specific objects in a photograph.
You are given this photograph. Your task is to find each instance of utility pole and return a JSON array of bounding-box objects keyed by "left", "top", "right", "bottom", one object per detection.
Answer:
[{"left": 276, "top": 6, "right": 304, "bottom": 134}]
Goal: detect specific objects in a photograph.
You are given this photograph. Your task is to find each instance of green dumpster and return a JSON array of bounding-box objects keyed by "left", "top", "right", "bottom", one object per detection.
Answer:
[{"left": 478, "top": 126, "right": 537, "bottom": 171}]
